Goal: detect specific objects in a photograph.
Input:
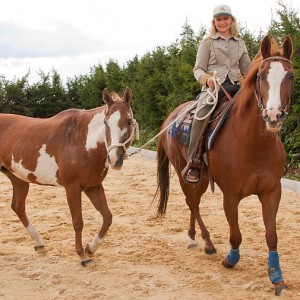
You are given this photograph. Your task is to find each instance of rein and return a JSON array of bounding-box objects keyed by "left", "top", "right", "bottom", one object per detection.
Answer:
[
  {"left": 219, "top": 85, "right": 234, "bottom": 101},
  {"left": 255, "top": 56, "right": 293, "bottom": 111}
]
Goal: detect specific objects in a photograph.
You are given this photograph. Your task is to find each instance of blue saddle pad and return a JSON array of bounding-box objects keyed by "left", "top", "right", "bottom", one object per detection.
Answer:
[
  {"left": 169, "top": 121, "right": 191, "bottom": 146},
  {"left": 169, "top": 101, "right": 234, "bottom": 149}
]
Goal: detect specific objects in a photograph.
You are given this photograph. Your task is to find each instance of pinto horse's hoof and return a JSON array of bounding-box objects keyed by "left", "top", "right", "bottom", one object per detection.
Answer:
[
  {"left": 81, "top": 259, "right": 92, "bottom": 267},
  {"left": 275, "top": 282, "right": 288, "bottom": 296},
  {"left": 222, "top": 257, "right": 234, "bottom": 268},
  {"left": 205, "top": 247, "right": 217, "bottom": 255},
  {"left": 188, "top": 239, "right": 198, "bottom": 249},
  {"left": 34, "top": 245, "right": 45, "bottom": 251}
]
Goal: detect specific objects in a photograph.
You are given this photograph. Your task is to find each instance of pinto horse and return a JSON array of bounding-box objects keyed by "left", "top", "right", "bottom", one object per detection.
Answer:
[
  {"left": 0, "top": 87, "right": 136, "bottom": 266},
  {"left": 155, "top": 36, "right": 294, "bottom": 295}
]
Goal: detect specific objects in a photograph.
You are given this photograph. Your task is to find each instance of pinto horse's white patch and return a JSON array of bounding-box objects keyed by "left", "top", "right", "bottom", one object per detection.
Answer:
[
  {"left": 85, "top": 112, "right": 105, "bottom": 150},
  {"left": 11, "top": 157, "right": 30, "bottom": 182},
  {"left": 11, "top": 144, "right": 60, "bottom": 186},
  {"left": 35, "top": 145, "right": 59, "bottom": 185},
  {"left": 267, "top": 62, "right": 287, "bottom": 119}
]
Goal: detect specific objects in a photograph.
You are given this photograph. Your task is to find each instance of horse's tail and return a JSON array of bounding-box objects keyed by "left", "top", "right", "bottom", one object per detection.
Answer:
[{"left": 154, "top": 136, "right": 170, "bottom": 217}]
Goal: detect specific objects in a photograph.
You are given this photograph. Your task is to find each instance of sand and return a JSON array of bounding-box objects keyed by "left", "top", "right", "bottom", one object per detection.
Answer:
[{"left": 0, "top": 155, "right": 299, "bottom": 300}]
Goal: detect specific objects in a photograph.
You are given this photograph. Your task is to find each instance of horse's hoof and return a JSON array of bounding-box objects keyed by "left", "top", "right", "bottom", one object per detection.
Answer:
[
  {"left": 81, "top": 259, "right": 92, "bottom": 267},
  {"left": 188, "top": 240, "right": 198, "bottom": 249},
  {"left": 275, "top": 282, "right": 288, "bottom": 296},
  {"left": 222, "top": 257, "right": 234, "bottom": 268},
  {"left": 34, "top": 245, "right": 45, "bottom": 251},
  {"left": 205, "top": 247, "right": 217, "bottom": 255}
]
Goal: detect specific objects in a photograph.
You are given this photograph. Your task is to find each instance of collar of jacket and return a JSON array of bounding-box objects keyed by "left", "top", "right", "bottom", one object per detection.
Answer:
[{"left": 211, "top": 34, "right": 241, "bottom": 41}]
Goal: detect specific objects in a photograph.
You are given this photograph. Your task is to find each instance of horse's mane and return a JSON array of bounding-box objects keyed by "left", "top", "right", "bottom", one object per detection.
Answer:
[
  {"left": 110, "top": 92, "right": 122, "bottom": 102},
  {"left": 237, "top": 37, "right": 283, "bottom": 113}
]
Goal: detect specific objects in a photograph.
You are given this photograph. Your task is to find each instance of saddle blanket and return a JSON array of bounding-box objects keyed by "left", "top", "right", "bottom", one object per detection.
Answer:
[
  {"left": 169, "top": 101, "right": 234, "bottom": 149},
  {"left": 169, "top": 108, "right": 194, "bottom": 146}
]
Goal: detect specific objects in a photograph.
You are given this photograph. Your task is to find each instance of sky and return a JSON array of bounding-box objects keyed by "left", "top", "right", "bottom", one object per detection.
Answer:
[{"left": 0, "top": 0, "right": 299, "bottom": 83}]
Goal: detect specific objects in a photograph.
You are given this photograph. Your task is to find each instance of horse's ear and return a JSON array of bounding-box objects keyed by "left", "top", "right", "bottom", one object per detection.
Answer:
[
  {"left": 282, "top": 35, "right": 293, "bottom": 60},
  {"left": 260, "top": 36, "right": 272, "bottom": 59},
  {"left": 123, "top": 87, "right": 133, "bottom": 104},
  {"left": 102, "top": 88, "right": 113, "bottom": 106}
]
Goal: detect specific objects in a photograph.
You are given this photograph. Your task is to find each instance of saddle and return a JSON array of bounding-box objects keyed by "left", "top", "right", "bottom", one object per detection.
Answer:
[{"left": 169, "top": 97, "right": 235, "bottom": 151}]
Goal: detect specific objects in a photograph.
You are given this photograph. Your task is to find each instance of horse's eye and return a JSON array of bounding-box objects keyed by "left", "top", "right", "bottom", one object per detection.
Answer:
[
  {"left": 289, "top": 73, "right": 294, "bottom": 80},
  {"left": 127, "top": 119, "right": 133, "bottom": 126}
]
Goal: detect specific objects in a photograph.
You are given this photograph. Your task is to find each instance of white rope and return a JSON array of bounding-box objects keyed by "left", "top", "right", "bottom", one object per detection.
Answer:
[
  {"left": 194, "top": 72, "right": 221, "bottom": 121},
  {"left": 127, "top": 101, "right": 198, "bottom": 157},
  {"left": 128, "top": 72, "right": 222, "bottom": 157}
]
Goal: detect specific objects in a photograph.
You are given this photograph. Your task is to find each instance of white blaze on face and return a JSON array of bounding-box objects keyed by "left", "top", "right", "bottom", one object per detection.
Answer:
[
  {"left": 85, "top": 112, "right": 105, "bottom": 150},
  {"left": 266, "top": 62, "right": 287, "bottom": 121},
  {"left": 11, "top": 144, "right": 60, "bottom": 186},
  {"left": 106, "top": 111, "right": 128, "bottom": 165}
]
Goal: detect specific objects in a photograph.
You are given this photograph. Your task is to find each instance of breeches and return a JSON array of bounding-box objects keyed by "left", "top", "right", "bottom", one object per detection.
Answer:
[{"left": 188, "top": 96, "right": 212, "bottom": 160}]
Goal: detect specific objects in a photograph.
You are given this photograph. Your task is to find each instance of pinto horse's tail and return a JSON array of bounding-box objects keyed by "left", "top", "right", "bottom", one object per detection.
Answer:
[{"left": 154, "top": 136, "right": 170, "bottom": 216}]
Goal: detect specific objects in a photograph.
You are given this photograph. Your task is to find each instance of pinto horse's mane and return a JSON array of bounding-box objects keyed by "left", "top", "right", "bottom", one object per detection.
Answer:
[
  {"left": 110, "top": 92, "right": 122, "bottom": 101},
  {"left": 238, "top": 37, "right": 283, "bottom": 113}
]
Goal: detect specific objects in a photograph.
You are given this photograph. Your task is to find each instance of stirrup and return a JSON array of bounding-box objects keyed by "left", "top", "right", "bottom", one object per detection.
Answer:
[
  {"left": 181, "top": 159, "right": 204, "bottom": 184},
  {"left": 186, "top": 168, "right": 200, "bottom": 183}
]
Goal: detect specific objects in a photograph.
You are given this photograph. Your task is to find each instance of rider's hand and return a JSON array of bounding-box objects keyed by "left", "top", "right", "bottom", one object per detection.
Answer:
[{"left": 206, "top": 77, "right": 215, "bottom": 88}]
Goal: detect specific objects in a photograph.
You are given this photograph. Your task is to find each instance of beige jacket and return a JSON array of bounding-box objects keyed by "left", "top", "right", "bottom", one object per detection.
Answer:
[{"left": 193, "top": 34, "right": 251, "bottom": 89}]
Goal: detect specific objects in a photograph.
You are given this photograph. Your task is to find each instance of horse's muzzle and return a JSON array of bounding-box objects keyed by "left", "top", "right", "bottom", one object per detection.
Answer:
[
  {"left": 108, "top": 151, "right": 124, "bottom": 170},
  {"left": 266, "top": 121, "right": 282, "bottom": 133},
  {"left": 263, "top": 109, "right": 286, "bottom": 132}
]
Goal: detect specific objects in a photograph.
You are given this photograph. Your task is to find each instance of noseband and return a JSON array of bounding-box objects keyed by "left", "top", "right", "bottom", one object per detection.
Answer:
[{"left": 255, "top": 56, "right": 294, "bottom": 111}]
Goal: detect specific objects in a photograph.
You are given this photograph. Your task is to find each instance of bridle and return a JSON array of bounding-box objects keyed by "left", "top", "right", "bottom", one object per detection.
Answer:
[
  {"left": 255, "top": 56, "right": 294, "bottom": 111},
  {"left": 103, "top": 107, "right": 139, "bottom": 154}
]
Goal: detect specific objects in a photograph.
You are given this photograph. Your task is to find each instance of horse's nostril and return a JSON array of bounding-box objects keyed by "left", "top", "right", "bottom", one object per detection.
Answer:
[
  {"left": 278, "top": 111, "right": 287, "bottom": 121},
  {"left": 115, "top": 153, "right": 124, "bottom": 167}
]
